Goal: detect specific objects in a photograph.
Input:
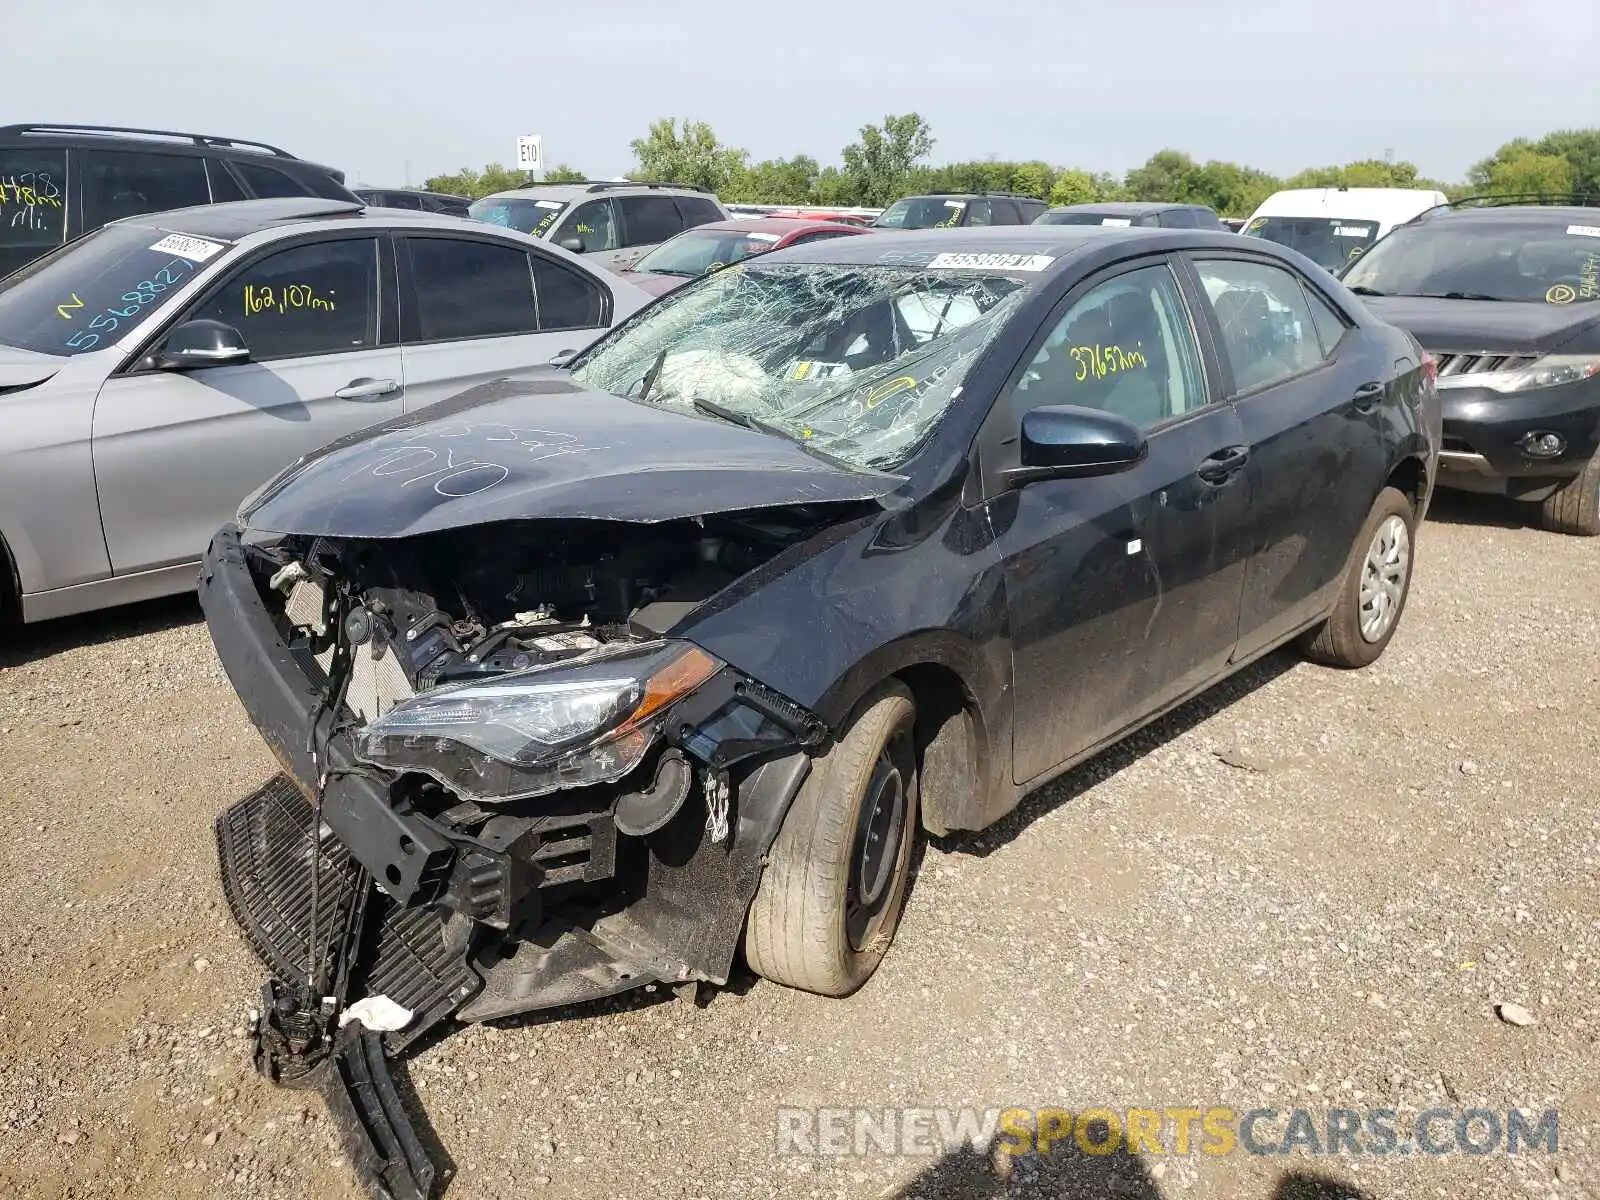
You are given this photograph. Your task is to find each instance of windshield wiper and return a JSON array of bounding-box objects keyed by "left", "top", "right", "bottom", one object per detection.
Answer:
[
  {"left": 690, "top": 396, "right": 863, "bottom": 472},
  {"left": 1414, "top": 291, "right": 1509, "bottom": 302},
  {"left": 1347, "top": 285, "right": 1388, "bottom": 297}
]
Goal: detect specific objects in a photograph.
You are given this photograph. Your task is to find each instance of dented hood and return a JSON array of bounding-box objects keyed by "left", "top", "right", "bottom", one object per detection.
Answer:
[{"left": 240, "top": 375, "right": 903, "bottom": 538}]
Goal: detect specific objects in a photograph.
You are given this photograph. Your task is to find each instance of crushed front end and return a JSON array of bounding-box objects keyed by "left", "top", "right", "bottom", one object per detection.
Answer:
[{"left": 199, "top": 515, "right": 833, "bottom": 1197}]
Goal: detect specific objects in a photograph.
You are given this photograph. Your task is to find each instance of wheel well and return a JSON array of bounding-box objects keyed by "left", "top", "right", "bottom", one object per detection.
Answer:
[
  {"left": 894, "top": 663, "right": 987, "bottom": 838},
  {"left": 1387, "top": 456, "right": 1426, "bottom": 515},
  {"left": 0, "top": 532, "right": 18, "bottom": 627}
]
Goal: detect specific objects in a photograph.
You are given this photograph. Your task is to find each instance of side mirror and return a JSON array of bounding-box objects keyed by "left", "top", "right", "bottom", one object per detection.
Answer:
[
  {"left": 1003, "top": 405, "right": 1147, "bottom": 488},
  {"left": 153, "top": 319, "right": 250, "bottom": 371},
  {"left": 548, "top": 349, "right": 579, "bottom": 368},
  {"left": 557, "top": 236, "right": 585, "bottom": 254}
]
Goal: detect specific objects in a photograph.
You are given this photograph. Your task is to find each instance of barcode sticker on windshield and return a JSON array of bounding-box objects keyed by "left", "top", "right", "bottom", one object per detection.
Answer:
[
  {"left": 1567, "top": 225, "right": 1600, "bottom": 238},
  {"left": 927, "top": 252, "right": 1055, "bottom": 271},
  {"left": 149, "top": 233, "right": 225, "bottom": 263},
  {"left": 1335, "top": 226, "right": 1368, "bottom": 237},
  {"left": 943, "top": 200, "right": 967, "bottom": 208},
  {"left": 1100, "top": 217, "right": 1132, "bottom": 226},
  {"left": 744, "top": 232, "right": 781, "bottom": 242},
  {"left": 534, "top": 199, "right": 564, "bottom": 209}
]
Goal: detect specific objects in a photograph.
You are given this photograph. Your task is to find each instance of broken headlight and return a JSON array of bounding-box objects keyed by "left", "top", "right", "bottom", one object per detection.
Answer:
[{"left": 354, "top": 641, "right": 722, "bottom": 803}]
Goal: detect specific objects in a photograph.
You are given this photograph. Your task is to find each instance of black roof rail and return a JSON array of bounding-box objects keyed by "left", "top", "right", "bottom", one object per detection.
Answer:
[
  {"left": 924, "top": 190, "right": 1038, "bottom": 200},
  {"left": 0, "top": 123, "right": 298, "bottom": 159},
  {"left": 580, "top": 179, "right": 712, "bottom": 194},
  {"left": 1414, "top": 191, "right": 1600, "bottom": 219}
]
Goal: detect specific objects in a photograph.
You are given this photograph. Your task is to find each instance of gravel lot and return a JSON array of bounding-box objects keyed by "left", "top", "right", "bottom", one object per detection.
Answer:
[{"left": 1, "top": 492, "right": 1596, "bottom": 1200}]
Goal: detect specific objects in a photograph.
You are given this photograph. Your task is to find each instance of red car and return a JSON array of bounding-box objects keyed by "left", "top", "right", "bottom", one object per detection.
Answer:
[
  {"left": 613, "top": 217, "right": 871, "bottom": 295},
  {"left": 767, "top": 210, "right": 875, "bottom": 227}
]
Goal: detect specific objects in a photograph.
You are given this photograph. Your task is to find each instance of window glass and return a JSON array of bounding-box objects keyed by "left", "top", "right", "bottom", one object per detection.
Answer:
[
  {"left": 408, "top": 237, "right": 537, "bottom": 341},
  {"left": 233, "top": 161, "right": 313, "bottom": 199},
  {"left": 81, "top": 150, "right": 210, "bottom": 230},
  {"left": 470, "top": 196, "right": 568, "bottom": 237},
  {"left": 966, "top": 199, "right": 995, "bottom": 227},
  {"left": 1015, "top": 263, "right": 1208, "bottom": 428},
  {"left": 186, "top": 239, "right": 377, "bottom": 360},
  {"left": 0, "top": 148, "right": 67, "bottom": 250},
  {"left": 1243, "top": 217, "right": 1379, "bottom": 271},
  {"left": 873, "top": 197, "right": 966, "bottom": 229},
  {"left": 1301, "top": 283, "right": 1349, "bottom": 355},
  {"left": 619, "top": 195, "right": 684, "bottom": 246},
  {"left": 1195, "top": 259, "right": 1326, "bottom": 392},
  {"left": 382, "top": 191, "right": 424, "bottom": 210},
  {"left": 676, "top": 196, "right": 725, "bottom": 227},
  {"left": 632, "top": 228, "right": 783, "bottom": 278},
  {"left": 207, "top": 160, "right": 247, "bottom": 202},
  {"left": 793, "top": 229, "right": 860, "bottom": 245},
  {"left": 1162, "top": 208, "right": 1199, "bottom": 228},
  {"left": 530, "top": 254, "right": 605, "bottom": 330},
  {"left": 1340, "top": 220, "right": 1600, "bottom": 304},
  {"left": 555, "top": 199, "right": 617, "bottom": 252}
]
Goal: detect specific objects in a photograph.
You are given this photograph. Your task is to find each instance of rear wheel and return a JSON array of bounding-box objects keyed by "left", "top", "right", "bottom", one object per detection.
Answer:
[
  {"left": 743, "top": 680, "right": 919, "bottom": 997},
  {"left": 1299, "top": 487, "right": 1416, "bottom": 669},
  {"left": 1539, "top": 451, "right": 1600, "bottom": 536}
]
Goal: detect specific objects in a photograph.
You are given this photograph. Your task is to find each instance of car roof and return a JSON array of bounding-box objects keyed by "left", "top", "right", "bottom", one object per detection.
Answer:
[
  {"left": 1413, "top": 203, "right": 1600, "bottom": 225},
  {"left": 1044, "top": 201, "right": 1199, "bottom": 216},
  {"left": 0, "top": 123, "right": 344, "bottom": 179},
  {"left": 108, "top": 198, "right": 497, "bottom": 240},
  {"left": 480, "top": 183, "right": 712, "bottom": 202},
  {"left": 753, "top": 224, "right": 1239, "bottom": 271},
  {"left": 687, "top": 216, "right": 868, "bottom": 235},
  {"left": 1248, "top": 187, "right": 1449, "bottom": 224}
]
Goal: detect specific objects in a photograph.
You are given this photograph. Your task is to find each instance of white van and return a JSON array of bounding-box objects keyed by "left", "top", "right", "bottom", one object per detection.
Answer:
[{"left": 1240, "top": 187, "right": 1449, "bottom": 272}]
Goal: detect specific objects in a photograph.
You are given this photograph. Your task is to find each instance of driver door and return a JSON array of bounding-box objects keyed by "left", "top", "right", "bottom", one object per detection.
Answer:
[
  {"left": 986, "top": 257, "right": 1253, "bottom": 783},
  {"left": 91, "top": 234, "right": 404, "bottom": 575}
]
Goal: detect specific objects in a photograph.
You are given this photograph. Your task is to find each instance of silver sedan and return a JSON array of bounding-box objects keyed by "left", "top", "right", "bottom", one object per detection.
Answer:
[{"left": 0, "top": 198, "right": 652, "bottom": 623}]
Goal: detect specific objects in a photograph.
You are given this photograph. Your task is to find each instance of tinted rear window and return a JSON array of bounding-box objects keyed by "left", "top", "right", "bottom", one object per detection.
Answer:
[{"left": 1243, "top": 216, "right": 1379, "bottom": 271}]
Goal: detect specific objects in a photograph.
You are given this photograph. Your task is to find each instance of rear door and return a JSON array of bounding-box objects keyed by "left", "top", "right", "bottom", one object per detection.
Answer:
[
  {"left": 614, "top": 194, "right": 686, "bottom": 269},
  {"left": 1184, "top": 253, "right": 1392, "bottom": 656},
  {"left": 396, "top": 232, "right": 613, "bottom": 411},
  {"left": 987, "top": 255, "right": 1252, "bottom": 782},
  {"left": 0, "top": 144, "right": 67, "bottom": 277},
  {"left": 92, "top": 233, "right": 403, "bottom": 574}
]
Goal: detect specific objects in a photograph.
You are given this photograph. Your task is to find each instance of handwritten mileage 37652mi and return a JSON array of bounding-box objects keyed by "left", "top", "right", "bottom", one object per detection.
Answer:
[{"left": 243, "top": 283, "right": 336, "bottom": 317}]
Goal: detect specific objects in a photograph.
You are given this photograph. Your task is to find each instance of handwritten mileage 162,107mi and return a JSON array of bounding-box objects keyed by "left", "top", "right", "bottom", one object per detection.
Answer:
[{"left": 243, "top": 283, "right": 336, "bottom": 317}]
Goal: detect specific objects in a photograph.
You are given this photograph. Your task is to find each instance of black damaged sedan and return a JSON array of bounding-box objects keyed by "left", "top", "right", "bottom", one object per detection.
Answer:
[{"left": 201, "top": 226, "right": 1438, "bottom": 1195}]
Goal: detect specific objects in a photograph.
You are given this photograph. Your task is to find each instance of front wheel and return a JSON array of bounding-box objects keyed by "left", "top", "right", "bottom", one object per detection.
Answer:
[
  {"left": 1540, "top": 451, "right": 1600, "bottom": 536},
  {"left": 743, "top": 680, "right": 919, "bottom": 997},
  {"left": 1299, "top": 486, "right": 1416, "bottom": 669}
]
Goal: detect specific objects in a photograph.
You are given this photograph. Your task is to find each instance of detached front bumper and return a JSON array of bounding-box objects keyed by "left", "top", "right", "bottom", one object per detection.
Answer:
[{"left": 1437, "top": 378, "right": 1600, "bottom": 499}]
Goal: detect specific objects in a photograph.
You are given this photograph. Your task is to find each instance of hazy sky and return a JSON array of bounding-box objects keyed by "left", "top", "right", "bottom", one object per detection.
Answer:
[{"left": 4, "top": 0, "right": 1595, "bottom": 188}]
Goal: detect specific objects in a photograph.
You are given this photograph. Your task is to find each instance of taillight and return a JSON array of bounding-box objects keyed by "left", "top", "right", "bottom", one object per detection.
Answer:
[{"left": 1422, "top": 353, "right": 1439, "bottom": 384}]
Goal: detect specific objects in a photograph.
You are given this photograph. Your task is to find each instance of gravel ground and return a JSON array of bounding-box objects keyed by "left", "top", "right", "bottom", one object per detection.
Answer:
[{"left": 0, "top": 492, "right": 1595, "bottom": 1200}]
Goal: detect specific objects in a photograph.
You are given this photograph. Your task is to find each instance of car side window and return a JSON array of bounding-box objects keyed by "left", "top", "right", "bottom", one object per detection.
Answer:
[
  {"left": 1162, "top": 208, "right": 1199, "bottom": 228},
  {"left": 184, "top": 239, "right": 379, "bottom": 361},
  {"left": 619, "top": 195, "right": 684, "bottom": 247},
  {"left": 1194, "top": 259, "right": 1327, "bottom": 393},
  {"left": 1301, "top": 282, "right": 1350, "bottom": 355},
  {"left": 80, "top": 150, "right": 211, "bottom": 230},
  {"left": 966, "top": 199, "right": 995, "bottom": 227},
  {"left": 232, "top": 161, "right": 313, "bottom": 199},
  {"left": 557, "top": 200, "right": 618, "bottom": 252},
  {"left": 406, "top": 237, "right": 538, "bottom": 341},
  {"left": 384, "top": 191, "right": 424, "bottom": 210},
  {"left": 675, "top": 196, "right": 724, "bottom": 228},
  {"left": 793, "top": 229, "right": 859, "bottom": 244},
  {"left": 1014, "top": 262, "right": 1208, "bottom": 429},
  {"left": 529, "top": 253, "right": 606, "bottom": 331},
  {"left": 0, "top": 148, "right": 67, "bottom": 250}
]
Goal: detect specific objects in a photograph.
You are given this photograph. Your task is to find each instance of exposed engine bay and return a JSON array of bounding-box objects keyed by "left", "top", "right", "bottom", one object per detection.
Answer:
[{"left": 205, "top": 513, "right": 841, "bottom": 1199}]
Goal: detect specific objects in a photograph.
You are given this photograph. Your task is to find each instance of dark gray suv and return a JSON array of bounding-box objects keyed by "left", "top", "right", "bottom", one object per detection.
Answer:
[{"left": 0, "top": 123, "right": 357, "bottom": 277}]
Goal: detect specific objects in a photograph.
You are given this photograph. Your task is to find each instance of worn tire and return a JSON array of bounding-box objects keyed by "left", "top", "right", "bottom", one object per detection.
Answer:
[
  {"left": 1540, "top": 451, "right": 1600, "bottom": 536},
  {"left": 1299, "top": 487, "right": 1416, "bottom": 669},
  {"left": 743, "top": 680, "right": 919, "bottom": 997}
]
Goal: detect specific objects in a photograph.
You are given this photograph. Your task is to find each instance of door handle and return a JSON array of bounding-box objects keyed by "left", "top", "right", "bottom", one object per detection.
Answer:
[
  {"left": 1351, "top": 381, "right": 1385, "bottom": 412},
  {"left": 1196, "top": 445, "right": 1250, "bottom": 484},
  {"left": 335, "top": 377, "right": 399, "bottom": 400}
]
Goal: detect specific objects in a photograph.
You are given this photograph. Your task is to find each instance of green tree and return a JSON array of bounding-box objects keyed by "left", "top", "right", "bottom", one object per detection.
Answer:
[
  {"left": 629, "top": 119, "right": 749, "bottom": 193},
  {"left": 423, "top": 162, "right": 535, "bottom": 199},
  {"left": 1531, "top": 129, "right": 1600, "bottom": 194},
  {"left": 542, "top": 164, "right": 587, "bottom": 183},
  {"left": 841, "top": 113, "right": 936, "bottom": 207},
  {"left": 1483, "top": 150, "right": 1576, "bottom": 197},
  {"left": 1047, "top": 168, "right": 1102, "bottom": 206},
  {"left": 729, "top": 155, "right": 820, "bottom": 204},
  {"left": 1010, "top": 161, "right": 1053, "bottom": 200},
  {"left": 1472, "top": 129, "right": 1600, "bottom": 196},
  {"left": 1124, "top": 150, "right": 1198, "bottom": 201}
]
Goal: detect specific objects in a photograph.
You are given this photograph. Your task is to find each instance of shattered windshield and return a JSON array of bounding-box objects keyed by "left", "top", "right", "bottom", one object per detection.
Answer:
[{"left": 570, "top": 262, "right": 1029, "bottom": 471}]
